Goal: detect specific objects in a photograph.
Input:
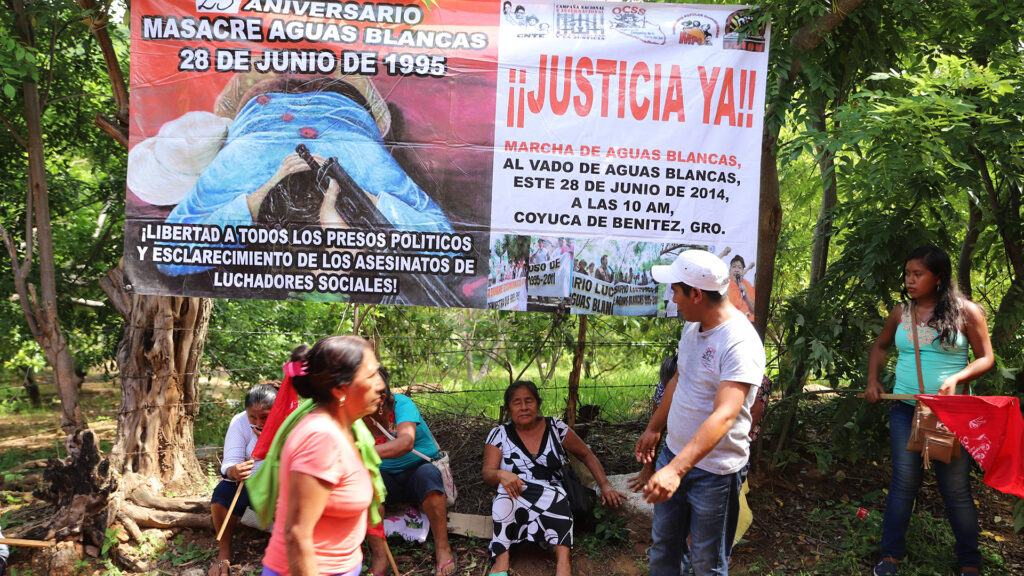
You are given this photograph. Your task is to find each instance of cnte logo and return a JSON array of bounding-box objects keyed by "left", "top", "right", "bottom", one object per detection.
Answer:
[{"left": 196, "top": 0, "right": 242, "bottom": 14}]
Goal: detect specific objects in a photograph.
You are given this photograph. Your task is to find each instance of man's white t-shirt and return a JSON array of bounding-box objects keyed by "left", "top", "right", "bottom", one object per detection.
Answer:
[{"left": 666, "top": 310, "right": 765, "bottom": 475}]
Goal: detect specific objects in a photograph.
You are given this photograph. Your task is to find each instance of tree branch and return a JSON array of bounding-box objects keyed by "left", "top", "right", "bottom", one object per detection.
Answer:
[
  {"left": 0, "top": 111, "right": 28, "bottom": 149},
  {"left": 93, "top": 114, "right": 128, "bottom": 147},
  {"left": 968, "top": 144, "right": 1024, "bottom": 276},
  {"left": 76, "top": 0, "right": 130, "bottom": 127}
]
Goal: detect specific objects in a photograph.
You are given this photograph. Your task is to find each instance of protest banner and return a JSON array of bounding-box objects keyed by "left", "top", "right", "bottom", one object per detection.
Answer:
[
  {"left": 570, "top": 273, "right": 615, "bottom": 315},
  {"left": 125, "top": 0, "right": 770, "bottom": 316},
  {"left": 487, "top": 277, "right": 527, "bottom": 311},
  {"left": 613, "top": 282, "right": 660, "bottom": 316}
]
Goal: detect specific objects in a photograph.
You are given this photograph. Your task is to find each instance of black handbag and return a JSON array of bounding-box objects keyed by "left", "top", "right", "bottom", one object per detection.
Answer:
[
  {"left": 551, "top": 429, "right": 598, "bottom": 520},
  {"left": 504, "top": 419, "right": 598, "bottom": 521}
]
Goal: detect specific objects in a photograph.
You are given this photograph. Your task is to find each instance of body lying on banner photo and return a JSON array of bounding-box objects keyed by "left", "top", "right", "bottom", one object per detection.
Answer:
[{"left": 126, "top": 67, "right": 488, "bottom": 306}]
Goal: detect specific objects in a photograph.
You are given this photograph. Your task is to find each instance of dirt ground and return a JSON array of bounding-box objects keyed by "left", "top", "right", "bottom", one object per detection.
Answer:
[{"left": 1, "top": 374, "right": 1021, "bottom": 575}]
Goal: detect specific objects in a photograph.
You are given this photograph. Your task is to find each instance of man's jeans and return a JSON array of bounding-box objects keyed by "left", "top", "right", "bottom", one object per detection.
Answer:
[
  {"left": 650, "top": 447, "right": 742, "bottom": 576},
  {"left": 880, "top": 402, "right": 980, "bottom": 568}
]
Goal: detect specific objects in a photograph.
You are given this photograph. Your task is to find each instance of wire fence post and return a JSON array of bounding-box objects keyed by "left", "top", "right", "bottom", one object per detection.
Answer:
[{"left": 566, "top": 314, "right": 586, "bottom": 429}]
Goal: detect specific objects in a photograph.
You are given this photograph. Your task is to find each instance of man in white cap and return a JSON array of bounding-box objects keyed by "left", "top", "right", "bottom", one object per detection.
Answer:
[{"left": 636, "top": 249, "right": 765, "bottom": 576}]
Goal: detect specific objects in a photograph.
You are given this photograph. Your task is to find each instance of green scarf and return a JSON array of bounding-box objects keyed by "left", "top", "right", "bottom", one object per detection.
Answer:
[{"left": 247, "top": 399, "right": 387, "bottom": 528}]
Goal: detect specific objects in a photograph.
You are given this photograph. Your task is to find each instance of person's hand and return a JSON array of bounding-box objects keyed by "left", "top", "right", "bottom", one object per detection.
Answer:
[
  {"left": 643, "top": 466, "right": 681, "bottom": 504},
  {"left": 270, "top": 152, "right": 319, "bottom": 187},
  {"left": 498, "top": 471, "right": 526, "bottom": 499},
  {"left": 230, "top": 459, "right": 255, "bottom": 482},
  {"left": 864, "top": 380, "right": 885, "bottom": 403},
  {"left": 938, "top": 375, "right": 960, "bottom": 396},
  {"left": 635, "top": 430, "right": 661, "bottom": 464},
  {"left": 626, "top": 461, "right": 655, "bottom": 493},
  {"left": 599, "top": 483, "right": 624, "bottom": 508}
]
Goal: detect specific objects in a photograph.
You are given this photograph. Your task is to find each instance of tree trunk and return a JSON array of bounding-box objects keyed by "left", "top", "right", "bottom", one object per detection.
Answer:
[
  {"left": 957, "top": 200, "right": 982, "bottom": 299},
  {"left": 754, "top": 130, "right": 782, "bottom": 341},
  {"left": 3, "top": 0, "right": 86, "bottom": 434},
  {"left": 808, "top": 97, "right": 837, "bottom": 287},
  {"left": 99, "top": 264, "right": 212, "bottom": 530}
]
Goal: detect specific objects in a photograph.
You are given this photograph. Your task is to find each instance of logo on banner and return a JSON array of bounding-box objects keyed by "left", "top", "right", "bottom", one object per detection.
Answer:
[
  {"left": 723, "top": 9, "right": 767, "bottom": 52},
  {"left": 674, "top": 13, "right": 719, "bottom": 46},
  {"left": 196, "top": 0, "right": 242, "bottom": 14},
  {"left": 610, "top": 4, "right": 665, "bottom": 45},
  {"left": 504, "top": 3, "right": 551, "bottom": 38},
  {"left": 555, "top": 4, "right": 605, "bottom": 40}
]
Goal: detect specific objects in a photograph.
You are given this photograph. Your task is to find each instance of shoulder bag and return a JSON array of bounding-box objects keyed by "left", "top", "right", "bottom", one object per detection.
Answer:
[
  {"left": 372, "top": 419, "right": 457, "bottom": 506},
  {"left": 904, "top": 303, "right": 961, "bottom": 469}
]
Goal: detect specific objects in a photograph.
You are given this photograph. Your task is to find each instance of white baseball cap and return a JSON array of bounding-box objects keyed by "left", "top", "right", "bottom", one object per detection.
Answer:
[{"left": 650, "top": 250, "right": 729, "bottom": 295}]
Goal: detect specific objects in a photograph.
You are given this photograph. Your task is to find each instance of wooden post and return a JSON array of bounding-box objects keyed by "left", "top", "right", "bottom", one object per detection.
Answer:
[{"left": 566, "top": 315, "right": 586, "bottom": 428}]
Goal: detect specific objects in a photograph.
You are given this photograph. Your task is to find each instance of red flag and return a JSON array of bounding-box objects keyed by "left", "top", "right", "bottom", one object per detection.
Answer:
[
  {"left": 916, "top": 395, "right": 1024, "bottom": 499},
  {"left": 252, "top": 361, "right": 304, "bottom": 460}
]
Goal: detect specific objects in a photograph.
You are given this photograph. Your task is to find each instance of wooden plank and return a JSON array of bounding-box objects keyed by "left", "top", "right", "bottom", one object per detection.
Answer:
[
  {"left": 856, "top": 393, "right": 921, "bottom": 400},
  {"left": 0, "top": 538, "right": 53, "bottom": 548},
  {"left": 447, "top": 512, "right": 492, "bottom": 539}
]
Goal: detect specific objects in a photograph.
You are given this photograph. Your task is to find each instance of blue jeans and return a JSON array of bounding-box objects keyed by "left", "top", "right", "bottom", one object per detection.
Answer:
[
  {"left": 381, "top": 460, "right": 445, "bottom": 505},
  {"left": 650, "top": 447, "right": 743, "bottom": 576},
  {"left": 880, "top": 402, "right": 980, "bottom": 568}
]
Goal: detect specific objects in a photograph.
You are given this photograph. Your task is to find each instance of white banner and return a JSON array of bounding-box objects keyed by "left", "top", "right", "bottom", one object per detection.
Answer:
[
  {"left": 488, "top": 276, "right": 528, "bottom": 310},
  {"left": 612, "top": 282, "right": 660, "bottom": 316},
  {"left": 527, "top": 253, "right": 573, "bottom": 298},
  {"left": 570, "top": 273, "right": 615, "bottom": 315},
  {"left": 491, "top": 1, "right": 768, "bottom": 268}
]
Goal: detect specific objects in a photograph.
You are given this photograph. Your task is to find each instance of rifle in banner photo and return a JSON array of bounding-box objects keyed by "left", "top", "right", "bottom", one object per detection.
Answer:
[{"left": 295, "top": 144, "right": 463, "bottom": 307}]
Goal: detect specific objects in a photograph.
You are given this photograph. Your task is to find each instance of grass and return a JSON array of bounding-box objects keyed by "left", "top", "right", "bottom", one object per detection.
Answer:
[{"left": 412, "top": 361, "right": 658, "bottom": 423}]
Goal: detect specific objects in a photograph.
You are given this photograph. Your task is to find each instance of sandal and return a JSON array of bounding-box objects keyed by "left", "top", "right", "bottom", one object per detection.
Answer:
[
  {"left": 208, "top": 559, "right": 230, "bottom": 576},
  {"left": 432, "top": 556, "right": 457, "bottom": 576}
]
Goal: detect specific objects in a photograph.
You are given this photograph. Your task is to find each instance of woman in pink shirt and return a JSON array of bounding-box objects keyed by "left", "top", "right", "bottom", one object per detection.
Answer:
[{"left": 261, "top": 335, "right": 386, "bottom": 576}]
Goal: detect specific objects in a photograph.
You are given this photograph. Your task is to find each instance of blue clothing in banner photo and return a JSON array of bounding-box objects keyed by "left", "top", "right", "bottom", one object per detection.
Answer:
[{"left": 160, "top": 91, "right": 452, "bottom": 276}]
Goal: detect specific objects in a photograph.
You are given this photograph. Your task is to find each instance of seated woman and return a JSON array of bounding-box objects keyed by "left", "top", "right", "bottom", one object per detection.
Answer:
[
  {"left": 209, "top": 384, "right": 277, "bottom": 576},
  {"left": 482, "top": 381, "right": 623, "bottom": 576},
  {"left": 362, "top": 369, "right": 455, "bottom": 576}
]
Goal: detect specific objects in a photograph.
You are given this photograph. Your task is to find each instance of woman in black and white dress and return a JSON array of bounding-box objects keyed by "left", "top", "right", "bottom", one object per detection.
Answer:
[{"left": 482, "top": 381, "right": 623, "bottom": 576}]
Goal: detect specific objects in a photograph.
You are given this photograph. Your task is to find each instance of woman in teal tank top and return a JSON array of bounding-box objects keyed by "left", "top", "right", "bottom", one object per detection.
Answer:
[{"left": 864, "top": 246, "right": 994, "bottom": 576}]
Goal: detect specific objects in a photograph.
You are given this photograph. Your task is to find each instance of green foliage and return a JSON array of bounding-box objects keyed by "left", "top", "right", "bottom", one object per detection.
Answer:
[
  {"left": 99, "top": 558, "right": 125, "bottom": 576},
  {"left": 1, "top": 0, "right": 128, "bottom": 383},
  {"left": 101, "top": 527, "right": 120, "bottom": 558},
  {"left": 590, "top": 505, "right": 630, "bottom": 547},
  {"left": 157, "top": 534, "right": 214, "bottom": 566},
  {"left": 194, "top": 392, "right": 238, "bottom": 447}
]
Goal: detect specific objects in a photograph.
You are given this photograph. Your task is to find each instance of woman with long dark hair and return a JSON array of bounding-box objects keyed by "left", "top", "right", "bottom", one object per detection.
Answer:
[
  {"left": 864, "top": 245, "right": 994, "bottom": 576},
  {"left": 260, "top": 335, "right": 386, "bottom": 576}
]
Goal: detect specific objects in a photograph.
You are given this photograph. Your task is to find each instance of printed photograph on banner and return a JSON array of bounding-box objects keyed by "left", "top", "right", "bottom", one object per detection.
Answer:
[
  {"left": 657, "top": 243, "right": 757, "bottom": 323},
  {"left": 124, "top": 0, "right": 497, "bottom": 307},
  {"left": 570, "top": 239, "right": 665, "bottom": 316},
  {"left": 487, "top": 234, "right": 529, "bottom": 311},
  {"left": 526, "top": 236, "right": 575, "bottom": 311},
  {"left": 719, "top": 245, "right": 757, "bottom": 322}
]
